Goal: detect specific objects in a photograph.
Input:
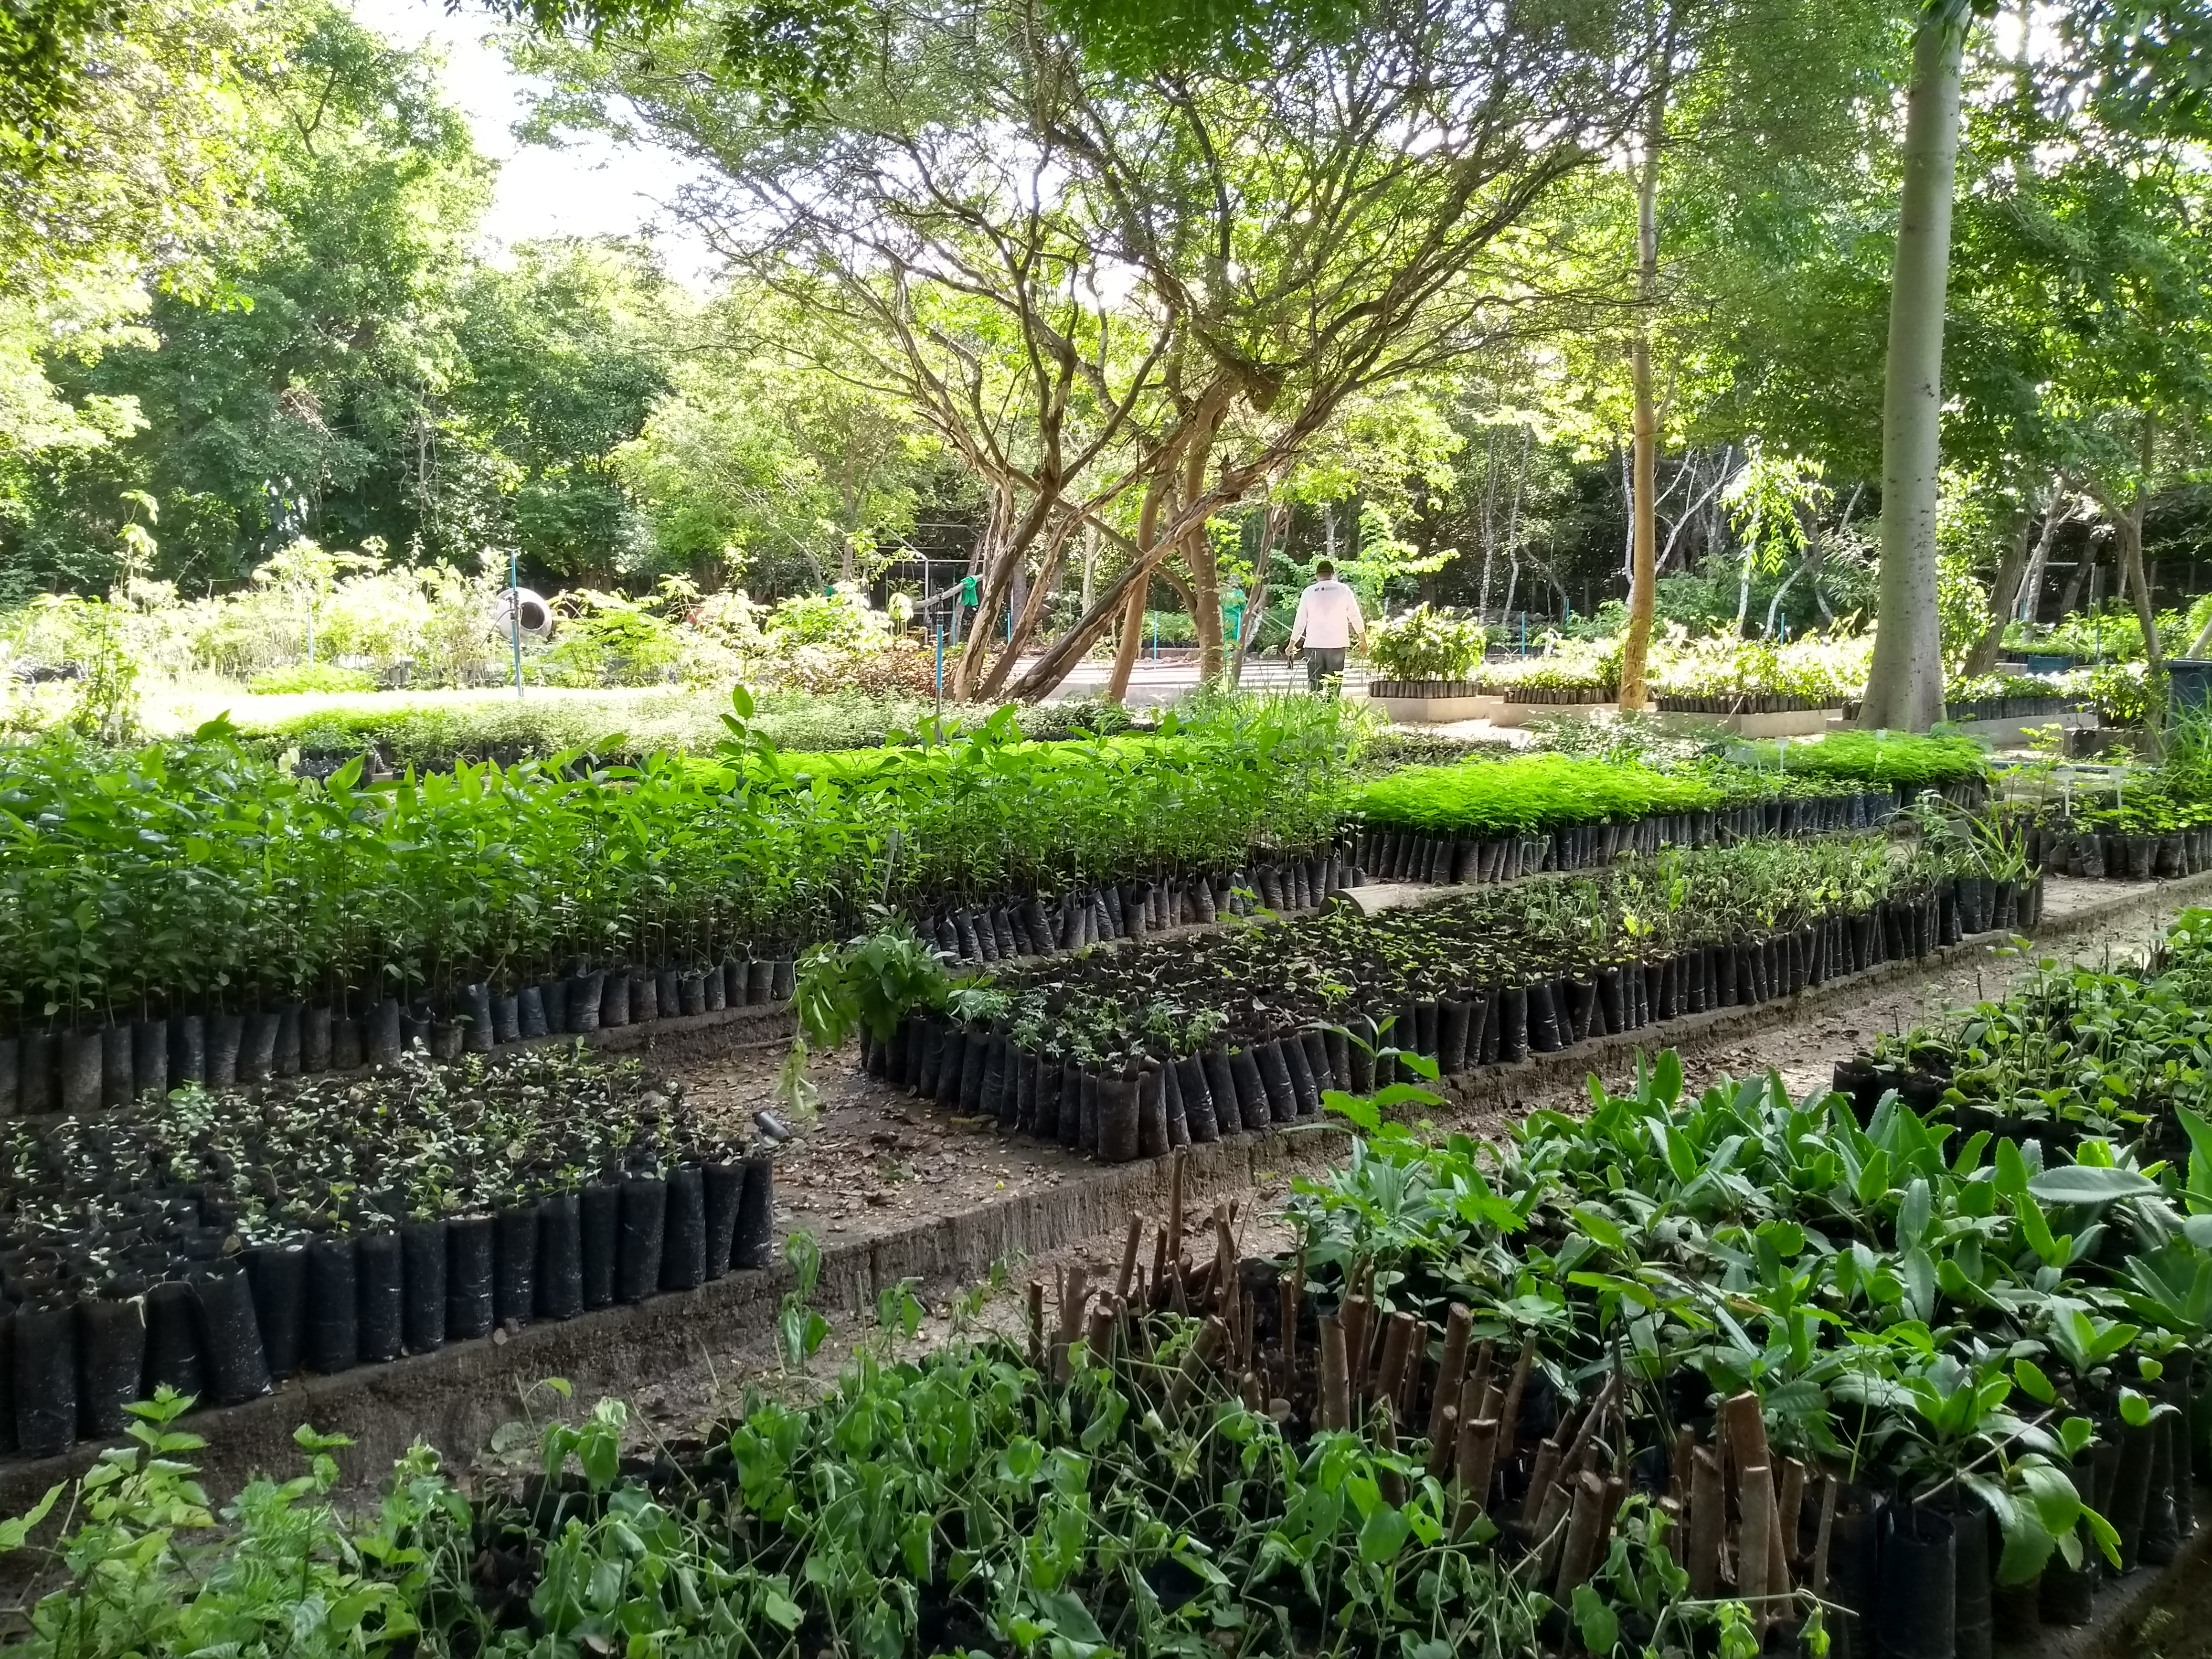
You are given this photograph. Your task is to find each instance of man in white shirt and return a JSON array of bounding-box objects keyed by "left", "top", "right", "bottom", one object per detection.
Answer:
[{"left": 1287, "top": 560, "right": 1367, "bottom": 693}]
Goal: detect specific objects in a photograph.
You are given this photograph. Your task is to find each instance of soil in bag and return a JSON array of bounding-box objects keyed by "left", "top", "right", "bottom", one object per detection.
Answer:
[
  {"left": 1177, "top": 1055, "right": 1218, "bottom": 1142},
  {"left": 661, "top": 1166, "right": 707, "bottom": 1291},
  {"left": 193, "top": 1260, "right": 270, "bottom": 1405},
  {"left": 581, "top": 1182, "right": 621, "bottom": 1307},
  {"left": 77, "top": 1293, "right": 147, "bottom": 1437},
  {"left": 401, "top": 1221, "right": 447, "bottom": 1353},
  {"left": 1219, "top": 1048, "right": 1262, "bottom": 1131},
  {"left": 16, "top": 1296, "right": 77, "bottom": 1458},
  {"left": 702, "top": 1164, "right": 743, "bottom": 1280},
  {"left": 306, "top": 1236, "right": 358, "bottom": 1374},
  {"left": 618, "top": 1176, "right": 667, "bottom": 1302},
  {"left": 1096, "top": 1074, "right": 1141, "bottom": 1163},
  {"left": 1055, "top": 1063, "right": 1082, "bottom": 1149},
  {"left": 245, "top": 1241, "right": 308, "bottom": 1379},
  {"left": 1876, "top": 1506, "right": 1956, "bottom": 1659},
  {"left": 145, "top": 1278, "right": 207, "bottom": 1399},
  {"left": 356, "top": 1232, "right": 404, "bottom": 1363},
  {"left": 1257, "top": 1039, "right": 1298, "bottom": 1123},
  {"left": 446, "top": 1215, "right": 496, "bottom": 1340},
  {"left": 536, "top": 1192, "right": 585, "bottom": 1319},
  {"left": 495, "top": 1206, "right": 538, "bottom": 1327},
  {"left": 733, "top": 1158, "right": 776, "bottom": 1270}
]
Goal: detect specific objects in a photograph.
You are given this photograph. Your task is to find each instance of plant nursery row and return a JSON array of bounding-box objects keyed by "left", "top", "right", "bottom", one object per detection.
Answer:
[
  {"left": 867, "top": 836, "right": 2033, "bottom": 1162},
  {"left": 0, "top": 1046, "right": 776, "bottom": 1461},
  {"left": 0, "top": 701, "right": 1347, "bottom": 1043},
  {"left": 0, "top": 714, "right": 1989, "bottom": 1082},
  {"left": 0, "top": 948, "right": 798, "bottom": 1120},
  {"left": 14, "top": 984, "right": 2206, "bottom": 1659},
  {"left": 913, "top": 739, "right": 1988, "bottom": 970}
]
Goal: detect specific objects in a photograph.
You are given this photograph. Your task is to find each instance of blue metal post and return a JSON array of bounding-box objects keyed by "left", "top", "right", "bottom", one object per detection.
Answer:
[{"left": 510, "top": 549, "right": 523, "bottom": 700}]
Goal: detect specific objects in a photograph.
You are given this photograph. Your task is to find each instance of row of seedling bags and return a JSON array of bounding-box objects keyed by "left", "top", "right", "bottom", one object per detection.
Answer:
[
  {"left": 2023, "top": 819, "right": 2212, "bottom": 882},
  {"left": 0, "top": 1158, "right": 777, "bottom": 1461},
  {"left": 863, "top": 879, "right": 2009, "bottom": 1164},
  {"left": 1350, "top": 787, "right": 1909, "bottom": 889},
  {"left": 913, "top": 848, "right": 1353, "bottom": 966},
  {"left": 0, "top": 955, "right": 800, "bottom": 1120}
]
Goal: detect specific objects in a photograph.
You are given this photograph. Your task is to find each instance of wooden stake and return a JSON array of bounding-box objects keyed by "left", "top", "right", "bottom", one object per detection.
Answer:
[
  {"left": 1425, "top": 1405, "right": 1458, "bottom": 1483},
  {"left": 1720, "top": 1391, "right": 1772, "bottom": 1485},
  {"left": 1167, "top": 1315, "right": 1229, "bottom": 1417},
  {"left": 1737, "top": 1462, "right": 1774, "bottom": 1625},
  {"left": 1688, "top": 1445, "right": 1724, "bottom": 1598},
  {"left": 1464, "top": 1337, "right": 1492, "bottom": 1414},
  {"left": 1658, "top": 1494, "right": 1686, "bottom": 1566},
  {"left": 1115, "top": 1212, "right": 1143, "bottom": 1304},
  {"left": 1521, "top": 1438, "right": 1564, "bottom": 1523},
  {"left": 1810, "top": 1473, "right": 1838, "bottom": 1598},
  {"left": 1026, "top": 1279, "right": 1045, "bottom": 1370},
  {"left": 1498, "top": 1340, "right": 1536, "bottom": 1449},
  {"left": 1670, "top": 1425, "right": 1696, "bottom": 1502},
  {"left": 1560, "top": 1372, "right": 1621, "bottom": 1477},
  {"left": 1341, "top": 1294, "right": 1372, "bottom": 1412},
  {"left": 1277, "top": 1271, "right": 1299, "bottom": 1393},
  {"left": 1085, "top": 1299, "right": 1117, "bottom": 1366},
  {"left": 1319, "top": 1314, "right": 1351, "bottom": 1431},
  {"left": 1457, "top": 1414, "right": 1500, "bottom": 1514},
  {"left": 1374, "top": 1401, "right": 1405, "bottom": 1507},
  {"left": 1167, "top": 1147, "right": 1186, "bottom": 1264},
  {"left": 1151, "top": 1225, "right": 1170, "bottom": 1310},
  {"left": 1213, "top": 1204, "right": 1235, "bottom": 1312},
  {"left": 1777, "top": 1456, "right": 1806, "bottom": 1568},
  {"left": 1555, "top": 1470, "right": 1609, "bottom": 1596},
  {"left": 1375, "top": 1311, "right": 1417, "bottom": 1415}
]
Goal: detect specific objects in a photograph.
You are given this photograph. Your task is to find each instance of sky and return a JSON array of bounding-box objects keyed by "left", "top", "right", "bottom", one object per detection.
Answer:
[{"left": 344, "top": 0, "right": 722, "bottom": 290}]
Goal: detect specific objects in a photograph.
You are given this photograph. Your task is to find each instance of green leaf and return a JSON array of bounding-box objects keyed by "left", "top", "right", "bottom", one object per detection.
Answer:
[
  {"left": 1036, "top": 1591, "right": 1106, "bottom": 1644},
  {"left": 2028, "top": 1167, "right": 2157, "bottom": 1207},
  {"left": 1571, "top": 1584, "right": 1620, "bottom": 1656},
  {"left": 1357, "top": 1503, "right": 1412, "bottom": 1564}
]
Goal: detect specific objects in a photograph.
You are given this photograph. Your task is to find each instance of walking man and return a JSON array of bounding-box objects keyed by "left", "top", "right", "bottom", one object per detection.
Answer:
[{"left": 1287, "top": 560, "right": 1366, "bottom": 694}]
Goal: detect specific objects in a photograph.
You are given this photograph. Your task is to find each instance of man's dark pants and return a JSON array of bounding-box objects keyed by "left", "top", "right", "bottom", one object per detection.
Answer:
[{"left": 1303, "top": 646, "right": 1347, "bottom": 694}]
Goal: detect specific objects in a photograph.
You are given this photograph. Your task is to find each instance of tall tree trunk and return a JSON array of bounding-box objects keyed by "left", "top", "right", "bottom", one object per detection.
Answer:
[
  {"left": 1105, "top": 478, "right": 1173, "bottom": 704},
  {"left": 976, "top": 521, "right": 1073, "bottom": 702},
  {"left": 1964, "top": 507, "right": 2036, "bottom": 676},
  {"left": 1476, "top": 431, "right": 1499, "bottom": 617},
  {"left": 2121, "top": 416, "right": 2163, "bottom": 729},
  {"left": 1105, "top": 574, "right": 1149, "bottom": 703},
  {"left": 1860, "top": 4, "right": 1967, "bottom": 732},
  {"left": 1230, "top": 501, "right": 1288, "bottom": 687},
  {"left": 1617, "top": 71, "right": 1665, "bottom": 713},
  {"left": 1178, "top": 406, "right": 1227, "bottom": 685},
  {"left": 2014, "top": 482, "right": 2064, "bottom": 626},
  {"left": 2058, "top": 533, "right": 2099, "bottom": 617}
]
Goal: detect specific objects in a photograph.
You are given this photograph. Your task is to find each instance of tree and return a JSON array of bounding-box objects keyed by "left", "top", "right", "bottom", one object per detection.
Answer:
[
  {"left": 1857, "top": 0, "right": 1971, "bottom": 730},
  {"left": 521, "top": 0, "right": 1651, "bottom": 701},
  {"left": 8, "top": 0, "right": 492, "bottom": 589},
  {"left": 443, "top": 239, "right": 679, "bottom": 580},
  {"left": 615, "top": 291, "right": 955, "bottom": 592}
]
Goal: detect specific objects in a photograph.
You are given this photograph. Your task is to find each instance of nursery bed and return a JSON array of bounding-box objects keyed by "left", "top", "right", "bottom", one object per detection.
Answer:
[{"left": 0, "top": 869, "right": 2198, "bottom": 1514}]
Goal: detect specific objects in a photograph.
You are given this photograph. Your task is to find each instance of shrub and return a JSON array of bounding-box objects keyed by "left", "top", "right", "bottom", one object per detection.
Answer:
[
  {"left": 1367, "top": 604, "right": 1486, "bottom": 681},
  {"left": 247, "top": 662, "right": 381, "bottom": 695}
]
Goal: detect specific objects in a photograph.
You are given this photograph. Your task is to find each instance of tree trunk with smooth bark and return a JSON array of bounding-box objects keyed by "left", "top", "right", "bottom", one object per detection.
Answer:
[
  {"left": 1860, "top": 6, "right": 1967, "bottom": 732},
  {"left": 1617, "top": 79, "right": 1664, "bottom": 713}
]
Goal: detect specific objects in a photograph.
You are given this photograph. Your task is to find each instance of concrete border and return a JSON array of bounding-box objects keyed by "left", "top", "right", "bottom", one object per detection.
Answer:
[{"left": 2, "top": 869, "right": 2207, "bottom": 1511}]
